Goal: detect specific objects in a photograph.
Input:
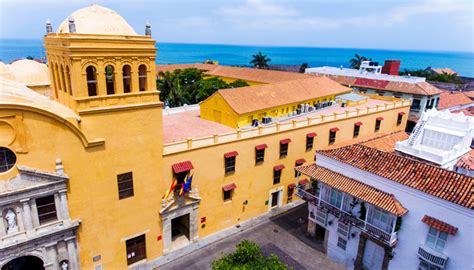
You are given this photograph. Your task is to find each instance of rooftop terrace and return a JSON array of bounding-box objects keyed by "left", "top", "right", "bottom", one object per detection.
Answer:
[{"left": 306, "top": 66, "right": 426, "bottom": 83}]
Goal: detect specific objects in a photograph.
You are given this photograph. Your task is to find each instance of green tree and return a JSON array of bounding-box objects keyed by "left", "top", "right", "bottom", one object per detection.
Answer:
[
  {"left": 399, "top": 69, "right": 462, "bottom": 84},
  {"left": 228, "top": 79, "right": 250, "bottom": 88},
  {"left": 299, "top": 63, "right": 309, "bottom": 73},
  {"left": 349, "top": 54, "right": 370, "bottom": 69},
  {"left": 157, "top": 71, "right": 188, "bottom": 107},
  {"left": 250, "top": 52, "right": 271, "bottom": 69},
  {"left": 212, "top": 240, "right": 290, "bottom": 270},
  {"left": 196, "top": 77, "right": 229, "bottom": 102}
]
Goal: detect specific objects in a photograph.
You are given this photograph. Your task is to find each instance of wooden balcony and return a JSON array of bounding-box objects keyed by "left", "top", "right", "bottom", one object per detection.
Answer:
[{"left": 418, "top": 245, "right": 448, "bottom": 269}]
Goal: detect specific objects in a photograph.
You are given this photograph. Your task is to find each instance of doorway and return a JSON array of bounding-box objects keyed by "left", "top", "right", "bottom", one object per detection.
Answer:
[
  {"left": 363, "top": 240, "right": 385, "bottom": 270},
  {"left": 315, "top": 224, "right": 326, "bottom": 242},
  {"left": 2, "top": 256, "right": 45, "bottom": 270},
  {"left": 171, "top": 214, "right": 190, "bottom": 250},
  {"left": 270, "top": 190, "right": 281, "bottom": 209}
]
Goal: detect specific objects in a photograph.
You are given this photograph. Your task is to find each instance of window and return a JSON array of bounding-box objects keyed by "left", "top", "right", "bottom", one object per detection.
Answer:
[
  {"left": 105, "top": 65, "right": 115, "bottom": 95},
  {"left": 426, "top": 227, "right": 448, "bottom": 252},
  {"left": 418, "top": 260, "right": 440, "bottom": 270},
  {"left": 435, "top": 97, "right": 440, "bottom": 108},
  {"left": 126, "top": 234, "right": 146, "bottom": 265},
  {"left": 295, "top": 159, "right": 305, "bottom": 177},
  {"left": 411, "top": 99, "right": 421, "bottom": 110},
  {"left": 138, "top": 65, "right": 147, "bottom": 91},
  {"left": 36, "top": 195, "right": 57, "bottom": 225},
  {"left": 353, "top": 123, "right": 361, "bottom": 138},
  {"left": 223, "top": 190, "right": 232, "bottom": 201},
  {"left": 123, "top": 65, "right": 132, "bottom": 93},
  {"left": 223, "top": 183, "right": 236, "bottom": 202},
  {"left": 273, "top": 169, "right": 282, "bottom": 185},
  {"left": 306, "top": 133, "right": 316, "bottom": 151},
  {"left": 394, "top": 93, "right": 402, "bottom": 99},
  {"left": 255, "top": 144, "right": 267, "bottom": 164},
  {"left": 337, "top": 237, "right": 347, "bottom": 250},
  {"left": 279, "top": 139, "right": 290, "bottom": 158},
  {"left": 375, "top": 119, "right": 382, "bottom": 132},
  {"left": 397, "top": 113, "right": 404, "bottom": 125},
  {"left": 0, "top": 147, "right": 16, "bottom": 173},
  {"left": 86, "top": 66, "right": 97, "bottom": 96},
  {"left": 329, "top": 189, "right": 342, "bottom": 208},
  {"left": 376, "top": 91, "right": 384, "bottom": 96},
  {"left": 117, "top": 172, "right": 134, "bottom": 200},
  {"left": 224, "top": 156, "right": 236, "bottom": 174},
  {"left": 329, "top": 130, "right": 337, "bottom": 145}
]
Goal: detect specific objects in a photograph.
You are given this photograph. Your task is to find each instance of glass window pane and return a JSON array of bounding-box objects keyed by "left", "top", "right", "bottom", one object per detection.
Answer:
[
  {"left": 439, "top": 232, "right": 448, "bottom": 240},
  {"left": 426, "top": 235, "right": 436, "bottom": 247},
  {"left": 428, "top": 227, "right": 438, "bottom": 236},
  {"left": 435, "top": 239, "right": 446, "bottom": 250}
]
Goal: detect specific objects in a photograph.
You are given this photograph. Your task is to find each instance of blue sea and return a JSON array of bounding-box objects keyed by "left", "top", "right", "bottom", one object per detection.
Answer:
[{"left": 1, "top": 39, "right": 473, "bottom": 77}]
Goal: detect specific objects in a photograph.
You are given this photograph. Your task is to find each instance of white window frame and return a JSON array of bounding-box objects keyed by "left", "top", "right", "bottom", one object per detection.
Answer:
[
  {"left": 425, "top": 227, "right": 448, "bottom": 252},
  {"left": 329, "top": 188, "right": 342, "bottom": 208}
]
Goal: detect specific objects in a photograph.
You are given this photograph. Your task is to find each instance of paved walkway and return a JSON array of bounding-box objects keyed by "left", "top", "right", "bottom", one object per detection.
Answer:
[{"left": 158, "top": 204, "right": 344, "bottom": 270}]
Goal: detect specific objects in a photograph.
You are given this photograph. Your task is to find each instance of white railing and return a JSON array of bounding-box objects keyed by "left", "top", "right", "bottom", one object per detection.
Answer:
[
  {"left": 296, "top": 187, "right": 399, "bottom": 246},
  {"left": 418, "top": 245, "right": 448, "bottom": 269},
  {"left": 163, "top": 100, "right": 411, "bottom": 154}
]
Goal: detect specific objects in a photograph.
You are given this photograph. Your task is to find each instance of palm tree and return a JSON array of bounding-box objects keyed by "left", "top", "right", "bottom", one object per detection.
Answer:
[
  {"left": 349, "top": 54, "right": 370, "bottom": 69},
  {"left": 250, "top": 52, "right": 271, "bottom": 69},
  {"left": 299, "top": 63, "right": 309, "bottom": 73},
  {"left": 157, "top": 71, "right": 188, "bottom": 107}
]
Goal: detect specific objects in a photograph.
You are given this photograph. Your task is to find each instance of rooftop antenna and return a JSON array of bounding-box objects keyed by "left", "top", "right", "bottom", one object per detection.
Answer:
[
  {"left": 46, "top": 19, "right": 53, "bottom": 34},
  {"left": 68, "top": 16, "right": 76, "bottom": 33},
  {"left": 145, "top": 19, "right": 151, "bottom": 36}
]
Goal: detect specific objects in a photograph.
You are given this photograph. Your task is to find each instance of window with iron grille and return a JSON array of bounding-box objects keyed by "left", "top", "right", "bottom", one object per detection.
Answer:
[
  {"left": 255, "top": 149, "right": 265, "bottom": 164},
  {"left": 126, "top": 234, "right": 146, "bottom": 265},
  {"left": 397, "top": 114, "right": 403, "bottom": 125},
  {"left": 280, "top": 143, "right": 289, "bottom": 158},
  {"left": 225, "top": 156, "right": 236, "bottom": 173},
  {"left": 337, "top": 237, "right": 347, "bottom": 250},
  {"left": 273, "top": 169, "right": 281, "bottom": 185},
  {"left": 353, "top": 125, "right": 360, "bottom": 138},
  {"left": 0, "top": 147, "right": 16, "bottom": 173},
  {"left": 118, "top": 172, "right": 134, "bottom": 200},
  {"left": 329, "top": 131, "right": 336, "bottom": 145},
  {"left": 36, "top": 195, "right": 57, "bottom": 225},
  {"left": 306, "top": 136, "right": 314, "bottom": 151},
  {"left": 375, "top": 119, "right": 381, "bottom": 132}
]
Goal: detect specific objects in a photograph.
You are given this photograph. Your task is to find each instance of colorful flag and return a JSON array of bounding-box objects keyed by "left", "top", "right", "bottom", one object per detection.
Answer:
[
  {"left": 183, "top": 174, "right": 193, "bottom": 194},
  {"left": 163, "top": 178, "right": 177, "bottom": 200}
]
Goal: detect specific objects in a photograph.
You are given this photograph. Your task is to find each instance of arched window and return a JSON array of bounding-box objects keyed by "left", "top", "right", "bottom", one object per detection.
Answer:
[
  {"left": 138, "top": 64, "right": 147, "bottom": 91},
  {"left": 123, "top": 65, "right": 131, "bottom": 93},
  {"left": 0, "top": 147, "right": 16, "bottom": 173},
  {"left": 66, "top": 66, "right": 73, "bottom": 95},
  {"left": 60, "top": 65, "right": 66, "bottom": 92},
  {"left": 105, "top": 65, "right": 115, "bottom": 95},
  {"left": 86, "top": 66, "right": 97, "bottom": 96}
]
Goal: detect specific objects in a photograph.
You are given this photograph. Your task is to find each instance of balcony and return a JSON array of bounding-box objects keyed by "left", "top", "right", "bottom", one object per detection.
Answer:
[
  {"left": 296, "top": 187, "right": 399, "bottom": 246},
  {"left": 418, "top": 245, "right": 448, "bottom": 269}
]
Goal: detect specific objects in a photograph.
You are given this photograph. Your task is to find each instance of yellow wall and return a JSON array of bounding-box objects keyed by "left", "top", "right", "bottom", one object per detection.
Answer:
[{"left": 218, "top": 76, "right": 264, "bottom": 86}]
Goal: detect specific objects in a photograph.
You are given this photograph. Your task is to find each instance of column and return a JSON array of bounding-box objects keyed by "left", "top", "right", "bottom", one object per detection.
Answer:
[
  {"left": 54, "top": 193, "right": 63, "bottom": 220},
  {"left": 162, "top": 216, "right": 171, "bottom": 254},
  {"left": 96, "top": 61, "right": 107, "bottom": 96},
  {"left": 66, "top": 236, "right": 80, "bottom": 270},
  {"left": 354, "top": 234, "right": 367, "bottom": 270},
  {"left": 381, "top": 247, "right": 393, "bottom": 270},
  {"left": 131, "top": 63, "right": 139, "bottom": 93},
  {"left": 190, "top": 205, "right": 199, "bottom": 242},
  {"left": 20, "top": 199, "right": 34, "bottom": 233},
  {"left": 45, "top": 242, "right": 59, "bottom": 270},
  {"left": 30, "top": 199, "right": 40, "bottom": 227},
  {"left": 115, "top": 69, "right": 124, "bottom": 94},
  {"left": 59, "top": 190, "right": 71, "bottom": 225},
  {"left": 0, "top": 211, "right": 5, "bottom": 238}
]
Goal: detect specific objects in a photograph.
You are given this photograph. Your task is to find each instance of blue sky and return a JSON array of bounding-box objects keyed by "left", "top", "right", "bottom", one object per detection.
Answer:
[{"left": 0, "top": 0, "right": 473, "bottom": 52}]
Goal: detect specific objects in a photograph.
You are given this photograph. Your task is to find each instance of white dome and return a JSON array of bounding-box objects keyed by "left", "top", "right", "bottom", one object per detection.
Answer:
[
  {"left": 8, "top": 59, "right": 50, "bottom": 86},
  {"left": 57, "top": 4, "right": 137, "bottom": 36}
]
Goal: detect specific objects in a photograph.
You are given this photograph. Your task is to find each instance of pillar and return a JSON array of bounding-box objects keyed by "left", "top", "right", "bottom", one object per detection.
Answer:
[
  {"left": 45, "top": 242, "right": 60, "bottom": 270},
  {"left": 59, "top": 190, "right": 71, "bottom": 225},
  {"left": 30, "top": 199, "right": 40, "bottom": 227},
  {"left": 96, "top": 61, "right": 107, "bottom": 96},
  {"left": 354, "top": 234, "right": 367, "bottom": 270},
  {"left": 190, "top": 205, "right": 199, "bottom": 242},
  {"left": 381, "top": 246, "right": 393, "bottom": 270},
  {"left": 162, "top": 216, "right": 171, "bottom": 254},
  {"left": 307, "top": 219, "right": 316, "bottom": 237},
  {"left": 115, "top": 69, "right": 124, "bottom": 94},
  {"left": 131, "top": 63, "right": 139, "bottom": 93},
  {"left": 66, "top": 236, "right": 80, "bottom": 270},
  {"left": 58, "top": 66, "right": 65, "bottom": 93},
  {"left": 20, "top": 199, "right": 34, "bottom": 233},
  {"left": 0, "top": 211, "right": 5, "bottom": 237}
]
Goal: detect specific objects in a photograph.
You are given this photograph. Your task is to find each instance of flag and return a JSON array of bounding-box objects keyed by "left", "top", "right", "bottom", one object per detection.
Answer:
[
  {"left": 183, "top": 174, "right": 193, "bottom": 194},
  {"left": 163, "top": 178, "right": 177, "bottom": 200}
]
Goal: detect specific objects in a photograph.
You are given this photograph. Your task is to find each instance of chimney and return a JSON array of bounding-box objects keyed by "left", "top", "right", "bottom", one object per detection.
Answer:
[
  {"left": 145, "top": 20, "right": 151, "bottom": 36},
  {"left": 382, "top": 60, "right": 400, "bottom": 75},
  {"left": 68, "top": 16, "right": 76, "bottom": 33}
]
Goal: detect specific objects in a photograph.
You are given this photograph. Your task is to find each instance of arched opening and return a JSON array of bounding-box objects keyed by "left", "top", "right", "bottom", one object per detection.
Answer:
[
  {"left": 2, "top": 255, "right": 45, "bottom": 270},
  {"left": 66, "top": 66, "right": 73, "bottom": 95},
  {"left": 0, "top": 147, "right": 16, "bottom": 173},
  {"left": 138, "top": 64, "right": 147, "bottom": 91},
  {"left": 60, "top": 65, "right": 67, "bottom": 93},
  {"left": 53, "top": 63, "right": 60, "bottom": 95},
  {"left": 86, "top": 66, "right": 97, "bottom": 96},
  {"left": 122, "top": 65, "right": 131, "bottom": 93},
  {"left": 105, "top": 65, "right": 115, "bottom": 95}
]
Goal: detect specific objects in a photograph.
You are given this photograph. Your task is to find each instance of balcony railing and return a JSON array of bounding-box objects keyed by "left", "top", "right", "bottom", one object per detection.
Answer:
[
  {"left": 418, "top": 245, "right": 448, "bottom": 269},
  {"left": 296, "top": 187, "right": 398, "bottom": 246}
]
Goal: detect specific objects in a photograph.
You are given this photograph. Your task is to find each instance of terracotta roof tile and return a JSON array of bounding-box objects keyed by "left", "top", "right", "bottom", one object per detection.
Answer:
[
  {"left": 216, "top": 77, "right": 351, "bottom": 115},
  {"left": 361, "top": 131, "right": 409, "bottom": 152},
  {"left": 422, "top": 215, "right": 458, "bottom": 235},
  {"left": 318, "top": 144, "right": 474, "bottom": 209},
  {"left": 455, "top": 149, "right": 474, "bottom": 170},
  {"left": 452, "top": 106, "right": 474, "bottom": 116},
  {"left": 156, "top": 63, "right": 218, "bottom": 74},
  {"left": 296, "top": 164, "right": 407, "bottom": 216},
  {"left": 430, "top": 68, "right": 457, "bottom": 75},
  {"left": 438, "top": 91, "right": 473, "bottom": 110}
]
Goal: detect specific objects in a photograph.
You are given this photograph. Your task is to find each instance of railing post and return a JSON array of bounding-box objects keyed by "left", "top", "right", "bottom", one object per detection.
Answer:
[{"left": 364, "top": 204, "right": 370, "bottom": 230}]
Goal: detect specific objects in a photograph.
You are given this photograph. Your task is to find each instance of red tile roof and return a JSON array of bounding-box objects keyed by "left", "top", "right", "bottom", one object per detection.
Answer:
[
  {"left": 354, "top": 78, "right": 390, "bottom": 89},
  {"left": 452, "top": 106, "right": 474, "bottom": 116},
  {"left": 280, "top": 138, "right": 291, "bottom": 144},
  {"left": 295, "top": 158, "right": 306, "bottom": 165},
  {"left": 224, "top": 151, "right": 239, "bottom": 158},
  {"left": 360, "top": 131, "right": 409, "bottom": 153},
  {"left": 438, "top": 91, "right": 473, "bottom": 110},
  {"left": 222, "top": 183, "right": 237, "bottom": 191},
  {"left": 430, "top": 68, "right": 457, "bottom": 76},
  {"left": 455, "top": 149, "right": 474, "bottom": 170},
  {"left": 318, "top": 144, "right": 473, "bottom": 209},
  {"left": 274, "top": 164, "right": 285, "bottom": 171},
  {"left": 172, "top": 161, "right": 194, "bottom": 174},
  {"left": 255, "top": 144, "right": 268, "bottom": 150},
  {"left": 422, "top": 215, "right": 458, "bottom": 235},
  {"left": 296, "top": 164, "right": 407, "bottom": 216},
  {"left": 298, "top": 178, "right": 309, "bottom": 185},
  {"left": 307, "top": 132, "right": 317, "bottom": 138}
]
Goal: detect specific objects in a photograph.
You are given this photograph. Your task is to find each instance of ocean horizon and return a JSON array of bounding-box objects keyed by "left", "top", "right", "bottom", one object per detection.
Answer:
[{"left": 1, "top": 38, "right": 473, "bottom": 77}]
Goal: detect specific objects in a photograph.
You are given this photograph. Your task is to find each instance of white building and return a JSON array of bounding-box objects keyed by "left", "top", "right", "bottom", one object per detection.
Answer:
[
  {"left": 295, "top": 144, "right": 473, "bottom": 270},
  {"left": 395, "top": 109, "right": 474, "bottom": 169}
]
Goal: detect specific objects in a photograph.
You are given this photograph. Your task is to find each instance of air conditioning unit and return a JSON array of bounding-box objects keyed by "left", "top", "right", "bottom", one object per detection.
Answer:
[
  {"left": 262, "top": 117, "right": 272, "bottom": 124},
  {"left": 251, "top": 119, "right": 259, "bottom": 127}
]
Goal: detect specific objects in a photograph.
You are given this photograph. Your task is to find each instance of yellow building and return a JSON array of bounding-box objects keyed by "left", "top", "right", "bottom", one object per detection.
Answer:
[{"left": 0, "top": 4, "right": 410, "bottom": 270}]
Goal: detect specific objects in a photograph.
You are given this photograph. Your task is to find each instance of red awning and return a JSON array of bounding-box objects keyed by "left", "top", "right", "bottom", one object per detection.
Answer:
[
  {"left": 274, "top": 164, "right": 285, "bottom": 171},
  {"left": 355, "top": 122, "right": 363, "bottom": 126},
  {"left": 222, "top": 183, "right": 237, "bottom": 191},
  {"left": 330, "top": 127, "right": 339, "bottom": 132},
  {"left": 224, "top": 151, "right": 239, "bottom": 158},
  {"left": 307, "top": 132, "right": 317, "bottom": 138},
  {"left": 295, "top": 158, "right": 306, "bottom": 165},
  {"left": 255, "top": 144, "right": 268, "bottom": 150},
  {"left": 422, "top": 215, "right": 458, "bottom": 235},
  {"left": 376, "top": 117, "right": 384, "bottom": 121},
  {"left": 398, "top": 112, "right": 406, "bottom": 116},
  {"left": 288, "top": 183, "right": 296, "bottom": 189},
  {"left": 298, "top": 179, "right": 309, "bottom": 185},
  {"left": 280, "top": 138, "right": 292, "bottom": 144},
  {"left": 172, "top": 161, "right": 193, "bottom": 174}
]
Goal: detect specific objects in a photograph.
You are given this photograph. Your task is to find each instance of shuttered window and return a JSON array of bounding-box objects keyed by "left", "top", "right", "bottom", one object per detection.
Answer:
[
  {"left": 36, "top": 195, "right": 57, "bottom": 225},
  {"left": 118, "top": 172, "right": 134, "bottom": 200}
]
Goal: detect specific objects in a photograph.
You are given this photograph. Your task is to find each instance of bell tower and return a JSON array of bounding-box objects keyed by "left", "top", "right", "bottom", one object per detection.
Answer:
[{"left": 43, "top": 4, "right": 159, "bottom": 113}]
